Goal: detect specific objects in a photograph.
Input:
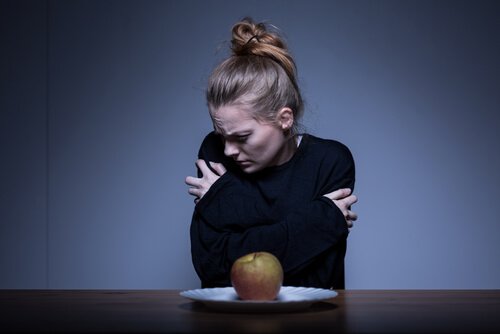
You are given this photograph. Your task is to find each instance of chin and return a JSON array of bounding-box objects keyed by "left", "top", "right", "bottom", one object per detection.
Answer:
[
  {"left": 240, "top": 166, "right": 256, "bottom": 174},
  {"left": 239, "top": 164, "right": 261, "bottom": 174}
]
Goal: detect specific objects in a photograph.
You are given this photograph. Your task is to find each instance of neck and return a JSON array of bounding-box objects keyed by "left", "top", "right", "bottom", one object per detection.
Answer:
[{"left": 274, "top": 134, "right": 298, "bottom": 166}]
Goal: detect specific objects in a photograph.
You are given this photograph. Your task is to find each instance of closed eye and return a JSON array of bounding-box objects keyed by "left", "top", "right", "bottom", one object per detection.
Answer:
[{"left": 235, "top": 135, "right": 249, "bottom": 143}]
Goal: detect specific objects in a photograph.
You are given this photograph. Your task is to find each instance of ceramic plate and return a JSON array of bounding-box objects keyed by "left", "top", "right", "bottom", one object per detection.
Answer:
[{"left": 180, "top": 286, "right": 337, "bottom": 313}]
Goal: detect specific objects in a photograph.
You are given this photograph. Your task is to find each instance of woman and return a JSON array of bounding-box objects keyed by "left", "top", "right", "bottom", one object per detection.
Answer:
[{"left": 185, "top": 17, "right": 358, "bottom": 289}]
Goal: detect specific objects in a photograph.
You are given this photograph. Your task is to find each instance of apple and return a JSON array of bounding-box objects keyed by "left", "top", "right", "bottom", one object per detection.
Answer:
[{"left": 230, "top": 251, "right": 284, "bottom": 301}]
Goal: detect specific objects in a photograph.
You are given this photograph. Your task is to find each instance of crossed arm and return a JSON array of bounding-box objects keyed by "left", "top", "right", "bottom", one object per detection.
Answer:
[{"left": 185, "top": 159, "right": 358, "bottom": 228}]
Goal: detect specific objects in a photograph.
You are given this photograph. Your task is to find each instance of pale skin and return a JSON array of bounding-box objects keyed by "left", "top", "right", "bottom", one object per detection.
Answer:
[{"left": 185, "top": 104, "right": 358, "bottom": 227}]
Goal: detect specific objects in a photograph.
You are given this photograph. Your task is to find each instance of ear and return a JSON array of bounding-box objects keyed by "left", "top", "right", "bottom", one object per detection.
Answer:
[{"left": 276, "top": 107, "right": 294, "bottom": 131}]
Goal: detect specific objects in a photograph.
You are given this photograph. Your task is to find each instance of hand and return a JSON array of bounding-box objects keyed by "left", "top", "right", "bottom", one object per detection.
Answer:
[
  {"left": 323, "top": 188, "right": 358, "bottom": 228},
  {"left": 185, "top": 160, "right": 226, "bottom": 204}
]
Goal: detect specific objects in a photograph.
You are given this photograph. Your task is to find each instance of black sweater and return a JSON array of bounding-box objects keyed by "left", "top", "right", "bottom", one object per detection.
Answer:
[{"left": 190, "top": 132, "right": 355, "bottom": 289}]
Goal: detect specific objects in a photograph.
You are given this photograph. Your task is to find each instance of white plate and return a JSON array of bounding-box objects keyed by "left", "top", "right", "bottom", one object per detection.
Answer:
[{"left": 180, "top": 286, "right": 337, "bottom": 313}]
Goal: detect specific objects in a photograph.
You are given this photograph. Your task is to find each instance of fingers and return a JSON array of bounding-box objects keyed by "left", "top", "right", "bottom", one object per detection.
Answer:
[
  {"left": 348, "top": 210, "right": 358, "bottom": 221},
  {"left": 185, "top": 176, "right": 200, "bottom": 187},
  {"left": 343, "top": 194, "right": 358, "bottom": 208},
  {"left": 187, "top": 186, "right": 202, "bottom": 198},
  {"left": 345, "top": 209, "right": 358, "bottom": 229},
  {"left": 324, "top": 188, "right": 351, "bottom": 201},
  {"left": 209, "top": 161, "right": 227, "bottom": 176},
  {"left": 185, "top": 176, "right": 204, "bottom": 196},
  {"left": 338, "top": 207, "right": 357, "bottom": 220},
  {"left": 322, "top": 188, "right": 359, "bottom": 228},
  {"left": 195, "top": 159, "right": 212, "bottom": 177},
  {"left": 186, "top": 160, "right": 226, "bottom": 203},
  {"left": 196, "top": 159, "right": 227, "bottom": 178},
  {"left": 324, "top": 193, "right": 358, "bottom": 209}
]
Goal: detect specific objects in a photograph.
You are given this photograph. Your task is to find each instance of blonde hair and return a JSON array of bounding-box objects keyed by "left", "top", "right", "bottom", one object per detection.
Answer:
[{"left": 206, "top": 17, "right": 303, "bottom": 135}]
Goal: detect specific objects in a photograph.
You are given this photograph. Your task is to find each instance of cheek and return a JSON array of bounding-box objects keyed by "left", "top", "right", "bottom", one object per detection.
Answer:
[
  {"left": 247, "top": 131, "right": 282, "bottom": 157},
  {"left": 242, "top": 141, "right": 265, "bottom": 157}
]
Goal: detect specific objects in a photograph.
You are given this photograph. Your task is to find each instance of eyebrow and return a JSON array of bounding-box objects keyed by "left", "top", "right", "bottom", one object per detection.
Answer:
[
  {"left": 213, "top": 126, "right": 251, "bottom": 137},
  {"left": 218, "top": 132, "right": 251, "bottom": 139}
]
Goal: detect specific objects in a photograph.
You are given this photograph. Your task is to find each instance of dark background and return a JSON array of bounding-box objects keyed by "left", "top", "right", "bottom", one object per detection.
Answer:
[{"left": 1, "top": 0, "right": 499, "bottom": 289}]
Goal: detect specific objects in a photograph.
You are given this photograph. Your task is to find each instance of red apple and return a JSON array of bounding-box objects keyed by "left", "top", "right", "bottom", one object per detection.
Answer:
[{"left": 230, "top": 251, "right": 284, "bottom": 301}]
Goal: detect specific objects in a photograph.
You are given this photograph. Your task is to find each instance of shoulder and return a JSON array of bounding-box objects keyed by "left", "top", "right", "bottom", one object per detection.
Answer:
[
  {"left": 199, "top": 131, "right": 221, "bottom": 148},
  {"left": 302, "top": 134, "right": 354, "bottom": 165},
  {"left": 300, "top": 134, "right": 356, "bottom": 190},
  {"left": 198, "top": 131, "right": 223, "bottom": 159},
  {"left": 197, "top": 131, "right": 238, "bottom": 170}
]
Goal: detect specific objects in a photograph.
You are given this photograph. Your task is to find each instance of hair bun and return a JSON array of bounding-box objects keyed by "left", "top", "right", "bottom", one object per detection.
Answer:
[
  {"left": 230, "top": 17, "right": 297, "bottom": 80},
  {"left": 231, "top": 17, "right": 285, "bottom": 55}
]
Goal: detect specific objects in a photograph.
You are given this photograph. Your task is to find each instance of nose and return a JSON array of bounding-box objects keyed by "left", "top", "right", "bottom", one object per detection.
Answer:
[{"left": 224, "top": 140, "right": 239, "bottom": 158}]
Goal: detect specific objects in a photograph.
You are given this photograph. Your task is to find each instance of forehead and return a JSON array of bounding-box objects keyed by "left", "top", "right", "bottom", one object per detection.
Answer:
[{"left": 210, "top": 105, "right": 258, "bottom": 135}]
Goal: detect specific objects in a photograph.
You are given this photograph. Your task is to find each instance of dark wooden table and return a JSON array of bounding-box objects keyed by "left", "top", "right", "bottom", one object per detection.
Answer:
[{"left": 1, "top": 289, "right": 499, "bottom": 333}]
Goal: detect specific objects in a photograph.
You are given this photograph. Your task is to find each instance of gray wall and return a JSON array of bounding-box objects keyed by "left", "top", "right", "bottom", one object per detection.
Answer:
[{"left": 1, "top": 0, "right": 499, "bottom": 289}]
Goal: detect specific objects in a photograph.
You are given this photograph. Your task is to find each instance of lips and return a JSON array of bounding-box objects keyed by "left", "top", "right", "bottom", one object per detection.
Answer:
[{"left": 236, "top": 160, "right": 251, "bottom": 166}]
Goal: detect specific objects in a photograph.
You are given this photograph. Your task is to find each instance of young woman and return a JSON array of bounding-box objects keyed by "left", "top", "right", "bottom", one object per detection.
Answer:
[{"left": 185, "top": 17, "right": 358, "bottom": 289}]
